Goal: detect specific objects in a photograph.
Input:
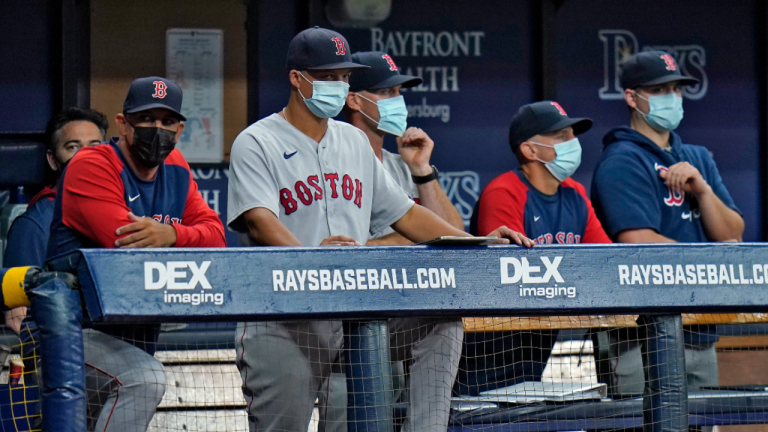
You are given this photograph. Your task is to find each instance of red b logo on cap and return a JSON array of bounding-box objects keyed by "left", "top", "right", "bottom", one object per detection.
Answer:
[
  {"left": 152, "top": 81, "right": 167, "bottom": 99},
  {"left": 660, "top": 54, "right": 677, "bottom": 71},
  {"left": 331, "top": 37, "right": 346, "bottom": 55},
  {"left": 382, "top": 54, "right": 398, "bottom": 71},
  {"left": 551, "top": 102, "right": 567, "bottom": 116}
]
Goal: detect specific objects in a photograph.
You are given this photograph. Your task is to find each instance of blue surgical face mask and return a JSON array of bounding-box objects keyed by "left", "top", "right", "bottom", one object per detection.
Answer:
[
  {"left": 530, "top": 137, "right": 582, "bottom": 182},
  {"left": 356, "top": 93, "right": 408, "bottom": 136},
  {"left": 298, "top": 72, "right": 349, "bottom": 118},
  {"left": 635, "top": 92, "right": 684, "bottom": 131}
]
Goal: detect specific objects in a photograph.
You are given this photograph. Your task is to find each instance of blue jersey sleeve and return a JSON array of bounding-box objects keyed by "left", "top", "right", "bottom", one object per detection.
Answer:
[
  {"left": 3, "top": 215, "right": 47, "bottom": 267},
  {"left": 698, "top": 149, "right": 741, "bottom": 216},
  {"left": 593, "top": 154, "right": 662, "bottom": 237}
]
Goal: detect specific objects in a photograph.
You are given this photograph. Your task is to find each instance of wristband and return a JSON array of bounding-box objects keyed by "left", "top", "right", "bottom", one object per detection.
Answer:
[{"left": 412, "top": 165, "right": 438, "bottom": 184}]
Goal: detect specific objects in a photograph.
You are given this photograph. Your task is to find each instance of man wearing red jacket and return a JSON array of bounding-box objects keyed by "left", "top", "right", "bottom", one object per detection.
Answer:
[
  {"left": 466, "top": 101, "right": 610, "bottom": 396},
  {"left": 46, "top": 77, "right": 226, "bottom": 432},
  {"left": 478, "top": 101, "right": 610, "bottom": 244}
]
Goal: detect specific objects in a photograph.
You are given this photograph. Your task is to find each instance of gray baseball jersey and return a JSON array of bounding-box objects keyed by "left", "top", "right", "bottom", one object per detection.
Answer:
[
  {"left": 371, "top": 148, "right": 419, "bottom": 238},
  {"left": 227, "top": 113, "right": 414, "bottom": 245}
]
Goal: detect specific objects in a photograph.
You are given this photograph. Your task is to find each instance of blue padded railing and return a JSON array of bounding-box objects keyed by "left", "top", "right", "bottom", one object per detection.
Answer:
[{"left": 30, "top": 243, "right": 768, "bottom": 432}]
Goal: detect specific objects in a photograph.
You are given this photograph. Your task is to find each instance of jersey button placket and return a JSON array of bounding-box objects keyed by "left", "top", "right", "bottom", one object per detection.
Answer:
[{"left": 318, "top": 146, "right": 336, "bottom": 232}]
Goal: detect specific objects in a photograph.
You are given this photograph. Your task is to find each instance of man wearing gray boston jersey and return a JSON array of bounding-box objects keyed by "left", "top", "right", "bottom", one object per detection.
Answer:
[
  {"left": 343, "top": 51, "right": 464, "bottom": 242},
  {"left": 227, "top": 27, "right": 532, "bottom": 432},
  {"left": 340, "top": 50, "right": 465, "bottom": 432}
]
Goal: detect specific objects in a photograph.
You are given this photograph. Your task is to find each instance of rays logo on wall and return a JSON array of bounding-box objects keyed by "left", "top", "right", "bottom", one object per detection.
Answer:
[
  {"left": 439, "top": 171, "right": 480, "bottom": 229},
  {"left": 598, "top": 29, "right": 708, "bottom": 101}
]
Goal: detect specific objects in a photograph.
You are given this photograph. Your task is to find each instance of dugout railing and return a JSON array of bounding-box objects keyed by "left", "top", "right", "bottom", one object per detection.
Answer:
[{"left": 10, "top": 243, "right": 768, "bottom": 432}]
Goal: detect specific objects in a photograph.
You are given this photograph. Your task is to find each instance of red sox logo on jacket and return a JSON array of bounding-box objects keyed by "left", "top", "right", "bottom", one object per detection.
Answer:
[
  {"left": 280, "top": 173, "right": 362, "bottom": 215},
  {"left": 331, "top": 37, "right": 346, "bottom": 55},
  {"left": 152, "top": 214, "right": 182, "bottom": 225},
  {"left": 534, "top": 232, "right": 582, "bottom": 245},
  {"left": 152, "top": 81, "right": 167, "bottom": 99},
  {"left": 654, "top": 163, "right": 684, "bottom": 206}
]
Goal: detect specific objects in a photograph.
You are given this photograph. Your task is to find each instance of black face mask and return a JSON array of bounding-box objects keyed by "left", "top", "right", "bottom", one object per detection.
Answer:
[{"left": 128, "top": 126, "right": 178, "bottom": 168}]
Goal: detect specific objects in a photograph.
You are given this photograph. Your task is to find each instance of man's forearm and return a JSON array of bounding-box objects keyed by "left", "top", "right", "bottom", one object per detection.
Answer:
[
  {"left": 391, "top": 205, "right": 470, "bottom": 243},
  {"left": 366, "top": 232, "right": 412, "bottom": 245},
  {"left": 697, "top": 188, "right": 744, "bottom": 242},
  {"left": 174, "top": 221, "right": 227, "bottom": 247},
  {"left": 416, "top": 181, "right": 465, "bottom": 230},
  {"left": 243, "top": 208, "right": 303, "bottom": 246},
  {"left": 616, "top": 228, "right": 676, "bottom": 243}
]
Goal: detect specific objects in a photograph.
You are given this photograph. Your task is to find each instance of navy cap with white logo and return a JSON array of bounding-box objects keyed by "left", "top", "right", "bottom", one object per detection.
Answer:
[
  {"left": 286, "top": 27, "right": 369, "bottom": 71},
  {"left": 348, "top": 51, "right": 422, "bottom": 92},
  {"left": 621, "top": 50, "right": 699, "bottom": 89},
  {"left": 508, "top": 101, "right": 593, "bottom": 153},
  {"left": 122, "top": 76, "right": 186, "bottom": 121}
]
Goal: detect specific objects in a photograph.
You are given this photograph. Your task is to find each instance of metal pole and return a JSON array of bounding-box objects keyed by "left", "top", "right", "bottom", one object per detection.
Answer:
[
  {"left": 344, "top": 320, "right": 394, "bottom": 432},
  {"left": 640, "top": 314, "right": 688, "bottom": 432}
]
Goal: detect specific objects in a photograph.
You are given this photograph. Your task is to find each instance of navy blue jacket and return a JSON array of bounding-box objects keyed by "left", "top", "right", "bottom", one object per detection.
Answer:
[
  {"left": 592, "top": 127, "right": 740, "bottom": 242},
  {"left": 3, "top": 187, "right": 55, "bottom": 360},
  {"left": 592, "top": 127, "right": 742, "bottom": 347},
  {"left": 3, "top": 187, "right": 56, "bottom": 268}
]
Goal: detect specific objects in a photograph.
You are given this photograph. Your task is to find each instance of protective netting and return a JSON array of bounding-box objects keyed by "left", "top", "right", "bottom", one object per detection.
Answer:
[
  {"left": 0, "top": 321, "right": 42, "bottom": 432},
  {"left": 2, "top": 314, "right": 768, "bottom": 432}
]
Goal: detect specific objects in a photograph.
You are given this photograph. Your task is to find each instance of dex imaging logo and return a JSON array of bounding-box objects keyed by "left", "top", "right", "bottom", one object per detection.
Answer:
[
  {"left": 598, "top": 29, "right": 708, "bottom": 100},
  {"left": 499, "top": 256, "right": 576, "bottom": 299},
  {"left": 144, "top": 261, "right": 224, "bottom": 306}
]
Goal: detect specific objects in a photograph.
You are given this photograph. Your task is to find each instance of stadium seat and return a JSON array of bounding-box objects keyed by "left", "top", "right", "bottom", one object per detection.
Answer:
[
  {"left": 0, "top": 203, "right": 28, "bottom": 266},
  {"left": 0, "top": 140, "right": 46, "bottom": 266}
]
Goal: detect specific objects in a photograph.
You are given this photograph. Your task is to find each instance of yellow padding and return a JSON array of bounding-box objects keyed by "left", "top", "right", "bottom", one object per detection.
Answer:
[{"left": 2, "top": 266, "right": 31, "bottom": 309}]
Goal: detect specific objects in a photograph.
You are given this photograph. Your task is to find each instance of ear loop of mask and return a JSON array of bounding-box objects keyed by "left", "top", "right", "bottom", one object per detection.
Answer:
[
  {"left": 632, "top": 90, "right": 651, "bottom": 119},
  {"left": 123, "top": 116, "right": 137, "bottom": 146},
  {"left": 297, "top": 72, "right": 313, "bottom": 100},
  {"left": 354, "top": 93, "right": 381, "bottom": 126},
  {"left": 528, "top": 141, "right": 555, "bottom": 164}
]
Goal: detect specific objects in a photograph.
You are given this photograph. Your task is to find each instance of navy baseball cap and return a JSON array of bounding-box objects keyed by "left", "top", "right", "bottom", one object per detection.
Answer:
[
  {"left": 508, "top": 101, "right": 593, "bottom": 152},
  {"left": 621, "top": 50, "right": 699, "bottom": 89},
  {"left": 348, "top": 51, "right": 422, "bottom": 92},
  {"left": 286, "top": 27, "right": 369, "bottom": 71},
  {"left": 123, "top": 76, "right": 186, "bottom": 121}
]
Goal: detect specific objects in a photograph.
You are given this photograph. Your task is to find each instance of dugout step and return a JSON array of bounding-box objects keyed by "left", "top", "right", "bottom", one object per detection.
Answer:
[{"left": 449, "top": 389, "right": 768, "bottom": 429}]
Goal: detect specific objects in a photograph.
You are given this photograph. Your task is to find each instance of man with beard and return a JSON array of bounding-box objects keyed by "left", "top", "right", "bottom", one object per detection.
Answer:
[
  {"left": 4, "top": 107, "right": 108, "bottom": 330},
  {"left": 3, "top": 107, "right": 107, "bottom": 429},
  {"left": 46, "top": 77, "right": 226, "bottom": 431}
]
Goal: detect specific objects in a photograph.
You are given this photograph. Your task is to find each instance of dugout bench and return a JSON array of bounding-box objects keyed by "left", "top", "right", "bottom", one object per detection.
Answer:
[{"left": 10, "top": 243, "right": 768, "bottom": 432}]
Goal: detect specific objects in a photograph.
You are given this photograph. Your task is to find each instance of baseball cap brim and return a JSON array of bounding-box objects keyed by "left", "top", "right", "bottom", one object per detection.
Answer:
[
  {"left": 635, "top": 74, "right": 700, "bottom": 88},
  {"left": 125, "top": 103, "right": 187, "bottom": 121},
  {"left": 306, "top": 61, "right": 370, "bottom": 70},
  {"left": 540, "top": 117, "right": 593, "bottom": 137},
  {"left": 367, "top": 74, "right": 423, "bottom": 90}
]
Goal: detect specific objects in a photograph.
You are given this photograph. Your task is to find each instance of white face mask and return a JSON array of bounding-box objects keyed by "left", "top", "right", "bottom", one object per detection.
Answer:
[
  {"left": 355, "top": 93, "right": 409, "bottom": 137},
  {"left": 529, "top": 137, "right": 583, "bottom": 182},
  {"left": 297, "top": 72, "right": 350, "bottom": 118},
  {"left": 634, "top": 91, "right": 684, "bottom": 131}
]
